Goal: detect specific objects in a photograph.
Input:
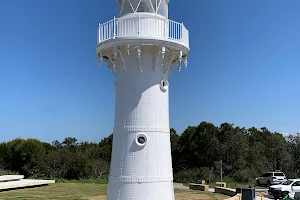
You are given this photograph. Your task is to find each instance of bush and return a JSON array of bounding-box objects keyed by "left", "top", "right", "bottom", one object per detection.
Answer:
[
  {"left": 174, "top": 168, "right": 212, "bottom": 183},
  {"left": 232, "top": 169, "right": 253, "bottom": 183},
  {"left": 0, "top": 168, "right": 19, "bottom": 176}
]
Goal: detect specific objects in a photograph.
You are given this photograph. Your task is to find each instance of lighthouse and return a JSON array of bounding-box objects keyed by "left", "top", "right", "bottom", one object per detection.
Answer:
[{"left": 96, "top": 0, "right": 190, "bottom": 199}]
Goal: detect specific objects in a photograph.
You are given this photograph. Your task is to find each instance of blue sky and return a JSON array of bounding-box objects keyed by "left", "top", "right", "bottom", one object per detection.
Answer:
[{"left": 0, "top": 0, "right": 299, "bottom": 143}]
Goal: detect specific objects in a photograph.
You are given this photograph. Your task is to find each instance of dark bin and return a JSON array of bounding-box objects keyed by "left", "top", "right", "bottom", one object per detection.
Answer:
[
  {"left": 242, "top": 188, "right": 255, "bottom": 200},
  {"left": 294, "top": 192, "right": 300, "bottom": 200}
]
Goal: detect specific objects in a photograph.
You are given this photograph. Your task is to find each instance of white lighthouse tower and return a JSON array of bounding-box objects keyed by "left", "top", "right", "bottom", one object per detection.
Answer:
[{"left": 96, "top": 0, "right": 189, "bottom": 199}]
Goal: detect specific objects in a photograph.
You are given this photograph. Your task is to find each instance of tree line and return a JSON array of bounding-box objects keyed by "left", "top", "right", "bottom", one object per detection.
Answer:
[{"left": 0, "top": 121, "right": 299, "bottom": 184}]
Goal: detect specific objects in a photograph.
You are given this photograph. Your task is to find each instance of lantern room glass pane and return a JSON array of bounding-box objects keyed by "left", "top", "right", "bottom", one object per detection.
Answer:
[
  {"left": 128, "top": 0, "right": 140, "bottom": 11},
  {"left": 157, "top": 0, "right": 168, "bottom": 17},
  {"left": 151, "top": 0, "right": 156, "bottom": 10},
  {"left": 137, "top": 0, "right": 155, "bottom": 13},
  {"left": 116, "top": 0, "right": 169, "bottom": 17},
  {"left": 118, "top": 0, "right": 134, "bottom": 16}
]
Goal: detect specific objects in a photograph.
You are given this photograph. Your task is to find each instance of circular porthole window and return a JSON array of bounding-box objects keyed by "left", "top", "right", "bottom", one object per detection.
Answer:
[
  {"left": 135, "top": 134, "right": 147, "bottom": 147},
  {"left": 160, "top": 79, "right": 169, "bottom": 92}
]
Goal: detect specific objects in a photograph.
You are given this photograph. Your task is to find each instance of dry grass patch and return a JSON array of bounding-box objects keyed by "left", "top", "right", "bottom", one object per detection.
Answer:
[{"left": 87, "top": 196, "right": 106, "bottom": 200}]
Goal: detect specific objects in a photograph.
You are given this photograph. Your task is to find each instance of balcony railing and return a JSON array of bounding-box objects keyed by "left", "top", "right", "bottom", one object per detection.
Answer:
[{"left": 97, "top": 14, "right": 189, "bottom": 49}]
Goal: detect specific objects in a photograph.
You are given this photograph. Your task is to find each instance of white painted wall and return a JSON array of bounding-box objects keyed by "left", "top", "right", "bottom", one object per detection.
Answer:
[{"left": 107, "top": 46, "right": 174, "bottom": 200}]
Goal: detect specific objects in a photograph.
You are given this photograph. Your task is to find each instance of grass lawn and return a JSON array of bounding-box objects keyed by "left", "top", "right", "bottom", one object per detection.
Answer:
[{"left": 0, "top": 183, "right": 229, "bottom": 200}]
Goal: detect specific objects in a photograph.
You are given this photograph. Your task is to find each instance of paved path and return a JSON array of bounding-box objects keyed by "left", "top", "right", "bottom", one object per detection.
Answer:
[
  {"left": 224, "top": 194, "right": 272, "bottom": 200},
  {"left": 173, "top": 183, "right": 215, "bottom": 192},
  {"left": 173, "top": 183, "right": 189, "bottom": 190},
  {"left": 256, "top": 191, "right": 273, "bottom": 200},
  {"left": 173, "top": 183, "right": 272, "bottom": 200},
  {"left": 208, "top": 188, "right": 215, "bottom": 192}
]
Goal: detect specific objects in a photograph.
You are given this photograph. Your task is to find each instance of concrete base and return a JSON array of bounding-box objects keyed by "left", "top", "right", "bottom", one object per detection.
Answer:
[
  {"left": 189, "top": 183, "right": 209, "bottom": 191},
  {"left": 0, "top": 175, "right": 55, "bottom": 191},
  {"left": 0, "top": 179, "right": 55, "bottom": 190},
  {"left": 215, "top": 186, "right": 237, "bottom": 197},
  {"left": 0, "top": 175, "right": 24, "bottom": 182}
]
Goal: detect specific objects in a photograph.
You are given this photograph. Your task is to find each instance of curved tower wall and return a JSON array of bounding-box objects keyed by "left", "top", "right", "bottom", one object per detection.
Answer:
[{"left": 108, "top": 46, "right": 173, "bottom": 199}]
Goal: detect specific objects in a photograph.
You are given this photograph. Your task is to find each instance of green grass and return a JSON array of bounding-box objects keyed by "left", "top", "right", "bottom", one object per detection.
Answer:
[
  {"left": 0, "top": 183, "right": 229, "bottom": 200},
  {"left": 0, "top": 183, "right": 107, "bottom": 200}
]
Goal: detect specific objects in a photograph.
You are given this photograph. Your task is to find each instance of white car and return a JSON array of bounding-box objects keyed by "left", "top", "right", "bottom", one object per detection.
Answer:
[
  {"left": 256, "top": 171, "right": 287, "bottom": 186},
  {"left": 268, "top": 179, "right": 300, "bottom": 199}
]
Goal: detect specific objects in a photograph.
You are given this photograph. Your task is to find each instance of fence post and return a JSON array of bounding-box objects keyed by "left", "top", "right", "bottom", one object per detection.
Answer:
[
  {"left": 181, "top": 22, "right": 184, "bottom": 42},
  {"left": 98, "top": 23, "right": 101, "bottom": 43},
  {"left": 164, "top": 18, "right": 167, "bottom": 39},
  {"left": 113, "top": 17, "right": 116, "bottom": 39},
  {"left": 138, "top": 14, "right": 140, "bottom": 35}
]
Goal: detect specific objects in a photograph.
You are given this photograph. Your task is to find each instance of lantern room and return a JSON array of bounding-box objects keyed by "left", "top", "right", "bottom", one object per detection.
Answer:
[{"left": 116, "top": 0, "right": 169, "bottom": 18}]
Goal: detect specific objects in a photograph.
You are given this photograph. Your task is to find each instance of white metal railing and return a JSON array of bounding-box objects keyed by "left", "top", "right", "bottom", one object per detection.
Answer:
[{"left": 97, "top": 14, "right": 189, "bottom": 49}]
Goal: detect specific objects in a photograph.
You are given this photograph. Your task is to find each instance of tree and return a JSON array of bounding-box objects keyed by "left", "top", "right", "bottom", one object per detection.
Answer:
[
  {"left": 172, "top": 125, "right": 197, "bottom": 172},
  {"left": 170, "top": 128, "right": 179, "bottom": 154},
  {"left": 0, "top": 143, "right": 7, "bottom": 168},
  {"left": 0, "top": 121, "right": 298, "bottom": 183},
  {"left": 89, "top": 159, "right": 110, "bottom": 179},
  {"left": 39, "top": 150, "right": 68, "bottom": 178},
  {"left": 62, "top": 137, "right": 78, "bottom": 150},
  {"left": 52, "top": 140, "right": 62, "bottom": 150},
  {"left": 98, "top": 134, "right": 113, "bottom": 162},
  {"left": 4, "top": 138, "right": 46, "bottom": 177}
]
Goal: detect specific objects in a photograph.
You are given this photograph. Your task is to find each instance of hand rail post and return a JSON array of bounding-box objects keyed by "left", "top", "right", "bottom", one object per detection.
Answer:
[
  {"left": 181, "top": 22, "right": 184, "bottom": 42},
  {"left": 138, "top": 14, "right": 140, "bottom": 35},
  {"left": 164, "top": 18, "right": 167, "bottom": 39},
  {"left": 98, "top": 23, "right": 101, "bottom": 43},
  {"left": 113, "top": 17, "right": 116, "bottom": 39}
]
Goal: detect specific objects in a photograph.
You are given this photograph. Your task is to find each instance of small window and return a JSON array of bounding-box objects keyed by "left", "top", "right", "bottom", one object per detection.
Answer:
[
  {"left": 262, "top": 173, "right": 272, "bottom": 177},
  {"left": 138, "top": 136, "right": 146, "bottom": 144},
  {"left": 292, "top": 181, "right": 300, "bottom": 186},
  {"left": 135, "top": 134, "right": 147, "bottom": 147},
  {"left": 160, "top": 79, "right": 169, "bottom": 92},
  {"left": 274, "top": 173, "right": 284, "bottom": 176},
  {"left": 283, "top": 180, "right": 293, "bottom": 185},
  {"left": 267, "top": 173, "right": 273, "bottom": 177}
]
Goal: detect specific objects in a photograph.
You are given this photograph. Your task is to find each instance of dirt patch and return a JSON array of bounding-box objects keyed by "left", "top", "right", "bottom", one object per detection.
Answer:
[{"left": 88, "top": 195, "right": 106, "bottom": 200}]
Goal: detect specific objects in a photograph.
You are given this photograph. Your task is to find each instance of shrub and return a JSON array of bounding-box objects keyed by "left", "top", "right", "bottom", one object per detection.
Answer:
[
  {"left": 0, "top": 168, "right": 19, "bottom": 175},
  {"left": 233, "top": 169, "right": 253, "bottom": 183},
  {"left": 174, "top": 168, "right": 212, "bottom": 183}
]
